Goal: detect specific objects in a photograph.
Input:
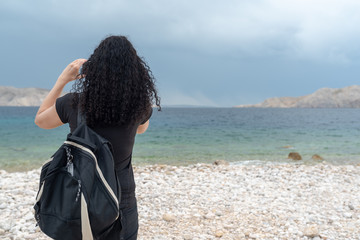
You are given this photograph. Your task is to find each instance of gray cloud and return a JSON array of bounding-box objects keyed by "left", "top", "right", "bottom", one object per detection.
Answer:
[
  {"left": 1, "top": 0, "right": 360, "bottom": 106},
  {"left": 4, "top": 0, "right": 360, "bottom": 59}
]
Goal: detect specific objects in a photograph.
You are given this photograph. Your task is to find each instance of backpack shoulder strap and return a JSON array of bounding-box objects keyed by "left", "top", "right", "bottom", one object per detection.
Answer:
[{"left": 77, "top": 108, "right": 86, "bottom": 127}]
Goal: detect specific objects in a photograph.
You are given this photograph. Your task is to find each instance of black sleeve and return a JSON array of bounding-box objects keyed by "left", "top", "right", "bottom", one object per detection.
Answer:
[
  {"left": 55, "top": 93, "right": 72, "bottom": 124},
  {"left": 140, "top": 107, "right": 153, "bottom": 125}
]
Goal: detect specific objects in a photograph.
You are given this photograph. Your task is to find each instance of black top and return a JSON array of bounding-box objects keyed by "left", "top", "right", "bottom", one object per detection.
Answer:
[{"left": 56, "top": 93, "right": 152, "bottom": 195}]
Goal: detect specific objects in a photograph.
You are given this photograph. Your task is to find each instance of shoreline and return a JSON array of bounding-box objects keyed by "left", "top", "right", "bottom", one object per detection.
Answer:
[
  {"left": 1, "top": 163, "right": 359, "bottom": 239},
  {"left": 2, "top": 158, "right": 360, "bottom": 174}
]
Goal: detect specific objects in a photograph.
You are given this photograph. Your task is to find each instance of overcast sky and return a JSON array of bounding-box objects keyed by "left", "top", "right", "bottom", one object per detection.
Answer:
[{"left": 1, "top": 0, "right": 360, "bottom": 106}]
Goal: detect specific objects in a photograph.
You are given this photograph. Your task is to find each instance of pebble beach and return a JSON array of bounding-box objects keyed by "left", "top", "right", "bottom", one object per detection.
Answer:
[{"left": 0, "top": 162, "right": 360, "bottom": 240}]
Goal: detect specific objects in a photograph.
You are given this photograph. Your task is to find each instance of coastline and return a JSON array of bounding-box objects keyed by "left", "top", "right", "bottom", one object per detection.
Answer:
[{"left": 0, "top": 163, "right": 359, "bottom": 239}]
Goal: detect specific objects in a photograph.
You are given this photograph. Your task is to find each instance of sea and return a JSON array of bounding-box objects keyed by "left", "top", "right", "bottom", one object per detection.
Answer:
[{"left": 1, "top": 107, "right": 360, "bottom": 172}]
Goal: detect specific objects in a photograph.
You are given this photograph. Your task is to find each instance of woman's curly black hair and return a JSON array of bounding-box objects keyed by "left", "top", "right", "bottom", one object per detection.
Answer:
[{"left": 72, "top": 35, "right": 161, "bottom": 127}]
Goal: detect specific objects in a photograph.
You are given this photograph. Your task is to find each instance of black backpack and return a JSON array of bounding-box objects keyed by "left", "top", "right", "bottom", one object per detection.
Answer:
[{"left": 34, "top": 113, "right": 121, "bottom": 240}]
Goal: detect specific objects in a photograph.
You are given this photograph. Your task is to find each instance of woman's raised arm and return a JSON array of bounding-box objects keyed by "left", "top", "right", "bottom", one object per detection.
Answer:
[{"left": 34, "top": 59, "right": 87, "bottom": 129}]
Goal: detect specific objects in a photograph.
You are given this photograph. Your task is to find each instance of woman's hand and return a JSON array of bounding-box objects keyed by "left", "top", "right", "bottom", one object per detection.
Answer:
[{"left": 57, "top": 58, "right": 87, "bottom": 85}]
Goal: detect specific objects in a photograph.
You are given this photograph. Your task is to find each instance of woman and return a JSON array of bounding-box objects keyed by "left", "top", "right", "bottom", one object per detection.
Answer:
[{"left": 35, "top": 35, "right": 160, "bottom": 239}]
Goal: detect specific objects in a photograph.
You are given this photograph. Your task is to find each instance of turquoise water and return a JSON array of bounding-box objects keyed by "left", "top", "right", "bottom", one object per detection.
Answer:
[{"left": 1, "top": 107, "right": 360, "bottom": 172}]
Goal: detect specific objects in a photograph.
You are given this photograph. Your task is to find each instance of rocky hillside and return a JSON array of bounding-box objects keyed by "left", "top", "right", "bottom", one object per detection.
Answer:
[
  {"left": 0, "top": 86, "right": 50, "bottom": 106},
  {"left": 235, "top": 85, "right": 360, "bottom": 108}
]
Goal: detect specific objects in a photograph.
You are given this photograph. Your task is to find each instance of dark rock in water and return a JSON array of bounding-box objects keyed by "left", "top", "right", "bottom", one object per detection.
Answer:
[
  {"left": 288, "top": 152, "right": 302, "bottom": 160},
  {"left": 214, "top": 160, "right": 229, "bottom": 166},
  {"left": 312, "top": 154, "right": 324, "bottom": 160}
]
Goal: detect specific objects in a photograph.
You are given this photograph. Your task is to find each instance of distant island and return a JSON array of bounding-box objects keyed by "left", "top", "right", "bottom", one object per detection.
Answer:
[
  {"left": 2, "top": 85, "right": 360, "bottom": 108},
  {"left": 235, "top": 85, "right": 360, "bottom": 108},
  {"left": 0, "top": 86, "right": 51, "bottom": 106}
]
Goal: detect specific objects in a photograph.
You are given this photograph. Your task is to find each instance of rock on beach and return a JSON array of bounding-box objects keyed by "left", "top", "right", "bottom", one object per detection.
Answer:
[
  {"left": 288, "top": 152, "right": 302, "bottom": 160},
  {"left": 312, "top": 154, "right": 324, "bottom": 161},
  {"left": 1, "top": 163, "right": 360, "bottom": 239}
]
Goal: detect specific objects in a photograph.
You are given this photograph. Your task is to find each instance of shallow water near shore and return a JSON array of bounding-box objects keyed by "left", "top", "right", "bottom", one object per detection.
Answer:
[{"left": 1, "top": 107, "right": 360, "bottom": 172}]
